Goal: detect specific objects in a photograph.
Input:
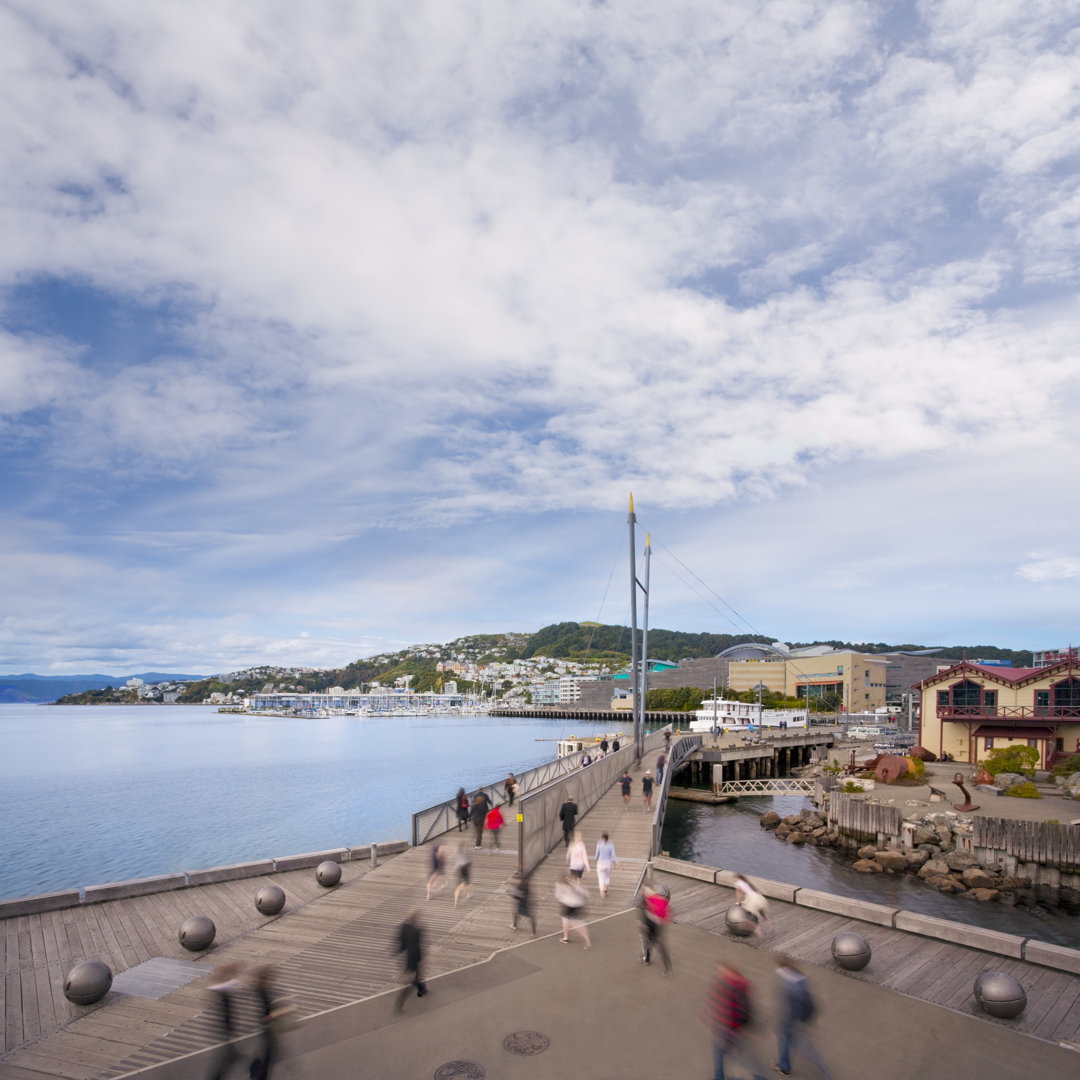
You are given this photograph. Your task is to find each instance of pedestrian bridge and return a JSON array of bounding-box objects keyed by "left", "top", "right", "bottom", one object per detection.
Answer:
[{"left": 715, "top": 777, "right": 815, "bottom": 797}]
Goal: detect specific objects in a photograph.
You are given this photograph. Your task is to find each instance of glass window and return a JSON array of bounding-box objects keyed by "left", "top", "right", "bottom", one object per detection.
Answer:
[
  {"left": 985, "top": 737, "right": 994, "bottom": 749},
  {"left": 952, "top": 681, "right": 981, "bottom": 709},
  {"left": 938, "top": 690, "right": 949, "bottom": 708}
]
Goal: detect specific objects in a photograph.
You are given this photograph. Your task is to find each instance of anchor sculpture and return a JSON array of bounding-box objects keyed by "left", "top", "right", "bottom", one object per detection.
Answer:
[{"left": 952, "top": 772, "right": 980, "bottom": 812}]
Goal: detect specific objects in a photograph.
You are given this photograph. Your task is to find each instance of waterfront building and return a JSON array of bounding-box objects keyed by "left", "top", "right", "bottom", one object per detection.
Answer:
[
  {"left": 727, "top": 649, "right": 889, "bottom": 713},
  {"left": 919, "top": 657, "right": 1080, "bottom": 767}
]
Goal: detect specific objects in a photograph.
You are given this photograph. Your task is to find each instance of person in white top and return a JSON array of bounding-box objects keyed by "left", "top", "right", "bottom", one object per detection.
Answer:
[
  {"left": 566, "top": 830, "right": 590, "bottom": 880},
  {"left": 733, "top": 873, "right": 770, "bottom": 934},
  {"left": 594, "top": 832, "right": 619, "bottom": 899}
]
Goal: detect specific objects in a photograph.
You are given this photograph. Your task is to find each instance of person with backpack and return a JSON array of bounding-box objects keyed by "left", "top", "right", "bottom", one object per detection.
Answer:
[
  {"left": 774, "top": 961, "right": 832, "bottom": 1078},
  {"left": 637, "top": 883, "right": 672, "bottom": 974},
  {"left": 703, "top": 961, "right": 769, "bottom": 1080}
]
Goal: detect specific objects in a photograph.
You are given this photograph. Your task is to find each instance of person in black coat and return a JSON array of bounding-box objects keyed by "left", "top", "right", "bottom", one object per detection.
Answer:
[
  {"left": 204, "top": 962, "right": 244, "bottom": 1080},
  {"left": 559, "top": 797, "right": 578, "bottom": 847},
  {"left": 470, "top": 790, "right": 490, "bottom": 848},
  {"left": 395, "top": 909, "right": 427, "bottom": 1013}
]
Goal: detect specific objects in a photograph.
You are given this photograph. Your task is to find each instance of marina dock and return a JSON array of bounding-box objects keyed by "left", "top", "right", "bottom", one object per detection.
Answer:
[{"left": 2, "top": 745, "right": 1079, "bottom": 1079}]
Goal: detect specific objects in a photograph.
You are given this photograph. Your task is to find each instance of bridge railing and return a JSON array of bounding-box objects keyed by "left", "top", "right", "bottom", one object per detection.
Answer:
[
  {"left": 648, "top": 733, "right": 701, "bottom": 856},
  {"left": 516, "top": 728, "right": 671, "bottom": 876}
]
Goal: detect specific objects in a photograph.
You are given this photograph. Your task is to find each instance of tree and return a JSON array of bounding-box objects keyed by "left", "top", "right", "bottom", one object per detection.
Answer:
[{"left": 981, "top": 745, "right": 1039, "bottom": 778}]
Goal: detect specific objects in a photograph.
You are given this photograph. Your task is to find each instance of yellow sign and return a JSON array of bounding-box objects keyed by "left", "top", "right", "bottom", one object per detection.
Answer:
[{"left": 516, "top": 814, "right": 523, "bottom": 823}]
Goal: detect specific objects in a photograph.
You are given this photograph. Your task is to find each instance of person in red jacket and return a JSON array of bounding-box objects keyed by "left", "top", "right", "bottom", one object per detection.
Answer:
[
  {"left": 703, "top": 962, "right": 768, "bottom": 1080},
  {"left": 485, "top": 803, "right": 504, "bottom": 849}
]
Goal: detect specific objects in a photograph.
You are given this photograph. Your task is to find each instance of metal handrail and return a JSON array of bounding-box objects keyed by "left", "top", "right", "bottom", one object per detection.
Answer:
[
  {"left": 648, "top": 734, "right": 701, "bottom": 856},
  {"left": 939, "top": 705, "right": 1080, "bottom": 721}
]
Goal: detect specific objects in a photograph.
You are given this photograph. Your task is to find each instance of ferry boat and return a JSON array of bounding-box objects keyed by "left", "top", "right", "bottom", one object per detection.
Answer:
[{"left": 688, "top": 697, "right": 806, "bottom": 733}]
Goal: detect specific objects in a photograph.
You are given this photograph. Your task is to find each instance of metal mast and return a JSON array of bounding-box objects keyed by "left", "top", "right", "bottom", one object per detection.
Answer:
[
  {"left": 639, "top": 532, "right": 651, "bottom": 760},
  {"left": 628, "top": 495, "right": 641, "bottom": 761}
]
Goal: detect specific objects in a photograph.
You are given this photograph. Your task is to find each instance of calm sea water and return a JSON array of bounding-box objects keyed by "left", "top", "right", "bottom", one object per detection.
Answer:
[
  {"left": 661, "top": 796, "right": 1079, "bottom": 946},
  {"left": 0, "top": 704, "right": 624, "bottom": 901}
]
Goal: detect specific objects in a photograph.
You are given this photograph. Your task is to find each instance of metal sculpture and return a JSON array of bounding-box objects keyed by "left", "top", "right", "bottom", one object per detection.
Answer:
[
  {"left": 64, "top": 960, "right": 113, "bottom": 1004},
  {"left": 952, "top": 772, "right": 980, "bottom": 812},
  {"left": 974, "top": 971, "right": 1026, "bottom": 1018},
  {"left": 316, "top": 860, "right": 342, "bottom": 887},
  {"left": 255, "top": 884, "right": 286, "bottom": 915},
  {"left": 875, "top": 755, "right": 909, "bottom": 783},
  {"left": 178, "top": 915, "right": 216, "bottom": 951},
  {"left": 831, "top": 931, "right": 871, "bottom": 971},
  {"left": 725, "top": 904, "right": 758, "bottom": 937}
]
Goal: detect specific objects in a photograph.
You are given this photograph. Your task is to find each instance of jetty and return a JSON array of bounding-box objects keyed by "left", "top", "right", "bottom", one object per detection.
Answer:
[{"left": 2, "top": 732, "right": 1080, "bottom": 1079}]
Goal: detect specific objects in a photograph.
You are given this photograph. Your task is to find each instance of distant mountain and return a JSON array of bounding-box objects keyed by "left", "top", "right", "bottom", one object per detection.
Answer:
[{"left": 0, "top": 673, "right": 206, "bottom": 704}]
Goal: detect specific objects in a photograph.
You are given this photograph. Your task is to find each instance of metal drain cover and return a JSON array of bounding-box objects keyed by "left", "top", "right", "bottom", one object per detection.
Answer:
[
  {"left": 434, "top": 1062, "right": 485, "bottom": 1079},
  {"left": 503, "top": 1031, "right": 550, "bottom": 1056}
]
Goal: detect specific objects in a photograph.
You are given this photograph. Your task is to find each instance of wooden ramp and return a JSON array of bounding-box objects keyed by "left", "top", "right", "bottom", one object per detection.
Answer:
[{"left": 0, "top": 756, "right": 661, "bottom": 1079}]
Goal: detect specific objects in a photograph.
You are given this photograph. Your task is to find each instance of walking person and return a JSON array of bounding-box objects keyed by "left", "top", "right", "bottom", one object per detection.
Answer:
[
  {"left": 426, "top": 843, "right": 447, "bottom": 899},
  {"left": 581, "top": 751, "right": 592, "bottom": 768},
  {"left": 470, "top": 789, "right": 490, "bottom": 848},
  {"left": 453, "top": 843, "right": 473, "bottom": 906},
  {"left": 485, "top": 802, "right": 505, "bottom": 849},
  {"left": 599, "top": 737, "right": 609, "bottom": 757},
  {"left": 394, "top": 909, "right": 427, "bottom": 1013},
  {"left": 566, "top": 830, "right": 590, "bottom": 880},
  {"left": 504, "top": 772, "right": 518, "bottom": 806},
  {"left": 656, "top": 751, "right": 667, "bottom": 785},
  {"left": 555, "top": 873, "right": 591, "bottom": 948},
  {"left": 204, "top": 962, "right": 245, "bottom": 1080},
  {"left": 637, "top": 883, "right": 672, "bottom": 974},
  {"left": 455, "top": 788, "right": 469, "bottom": 832},
  {"left": 248, "top": 965, "right": 283, "bottom": 1080},
  {"left": 594, "top": 832, "right": 619, "bottom": 899},
  {"left": 619, "top": 769, "right": 632, "bottom": 808},
  {"left": 612, "top": 738, "right": 620, "bottom": 752},
  {"left": 773, "top": 960, "right": 833, "bottom": 1078},
  {"left": 703, "top": 961, "right": 769, "bottom": 1080},
  {"left": 508, "top": 871, "right": 536, "bottom": 936},
  {"left": 642, "top": 770, "right": 654, "bottom": 811},
  {"left": 559, "top": 795, "right": 578, "bottom": 847},
  {"left": 733, "top": 873, "right": 770, "bottom": 934},
  {"left": 663, "top": 729, "right": 672, "bottom": 751}
]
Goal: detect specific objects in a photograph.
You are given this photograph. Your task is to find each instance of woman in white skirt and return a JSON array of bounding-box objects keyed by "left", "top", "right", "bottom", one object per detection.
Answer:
[{"left": 594, "top": 832, "right": 619, "bottom": 899}]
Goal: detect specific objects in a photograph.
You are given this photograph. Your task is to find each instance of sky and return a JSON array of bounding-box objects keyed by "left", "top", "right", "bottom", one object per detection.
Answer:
[{"left": 2, "top": 0, "right": 1079, "bottom": 676}]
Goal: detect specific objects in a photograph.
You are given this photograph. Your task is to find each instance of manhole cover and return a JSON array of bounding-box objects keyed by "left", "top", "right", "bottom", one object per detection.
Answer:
[
  {"left": 434, "top": 1062, "right": 485, "bottom": 1080},
  {"left": 503, "top": 1031, "right": 550, "bottom": 1056}
]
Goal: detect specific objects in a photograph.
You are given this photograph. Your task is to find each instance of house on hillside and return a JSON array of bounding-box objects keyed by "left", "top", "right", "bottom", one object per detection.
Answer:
[{"left": 919, "top": 654, "right": 1080, "bottom": 768}]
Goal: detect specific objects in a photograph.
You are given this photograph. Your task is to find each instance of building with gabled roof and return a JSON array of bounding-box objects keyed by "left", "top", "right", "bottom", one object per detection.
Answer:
[{"left": 919, "top": 653, "right": 1080, "bottom": 768}]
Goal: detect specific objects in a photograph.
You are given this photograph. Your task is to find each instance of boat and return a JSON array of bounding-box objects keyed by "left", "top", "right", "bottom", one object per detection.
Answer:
[{"left": 688, "top": 697, "right": 806, "bottom": 733}]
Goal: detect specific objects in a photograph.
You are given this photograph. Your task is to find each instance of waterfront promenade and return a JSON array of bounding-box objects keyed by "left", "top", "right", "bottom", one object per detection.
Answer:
[{"left": 3, "top": 749, "right": 1079, "bottom": 1079}]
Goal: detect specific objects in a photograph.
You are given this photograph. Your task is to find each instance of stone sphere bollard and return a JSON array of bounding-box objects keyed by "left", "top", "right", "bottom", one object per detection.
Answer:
[
  {"left": 255, "top": 884, "right": 286, "bottom": 916},
  {"left": 974, "top": 971, "right": 1026, "bottom": 1019},
  {"left": 725, "top": 905, "right": 758, "bottom": 937},
  {"left": 832, "top": 931, "right": 872, "bottom": 971},
  {"left": 64, "top": 960, "right": 113, "bottom": 1005},
  {"left": 178, "top": 915, "right": 216, "bottom": 951},
  {"left": 316, "top": 860, "right": 342, "bottom": 887}
]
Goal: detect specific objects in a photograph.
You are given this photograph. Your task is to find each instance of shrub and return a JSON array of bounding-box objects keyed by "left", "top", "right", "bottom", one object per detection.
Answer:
[
  {"left": 981, "top": 746, "right": 1039, "bottom": 778},
  {"left": 823, "top": 759, "right": 844, "bottom": 776},
  {"left": 1050, "top": 754, "right": 1080, "bottom": 779},
  {"left": 905, "top": 756, "right": 926, "bottom": 779},
  {"left": 1003, "top": 781, "right": 1041, "bottom": 799},
  {"left": 841, "top": 781, "right": 865, "bottom": 793}
]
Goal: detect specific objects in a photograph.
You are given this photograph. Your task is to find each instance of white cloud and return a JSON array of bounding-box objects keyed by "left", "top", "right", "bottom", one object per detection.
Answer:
[{"left": 1017, "top": 554, "right": 1080, "bottom": 583}]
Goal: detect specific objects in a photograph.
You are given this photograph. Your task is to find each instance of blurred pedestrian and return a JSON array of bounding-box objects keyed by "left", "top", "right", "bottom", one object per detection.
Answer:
[
  {"left": 703, "top": 961, "right": 768, "bottom": 1080},
  {"left": 426, "top": 843, "right": 447, "bottom": 899},
  {"left": 559, "top": 796, "right": 578, "bottom": 847},
  {"left": 204, "top": 962, "right": 244, "bottom": 1080},
  {"left": 612, "top": 738, "right": 621, "bottom": 752},
  {"left": 656, "top": 751, "right": 667, "bottom": 785},
  {"left": 453, "top": 843, "right": 472, "bottom": 906},
  {"left": 599, "top": 737, "right": 609, "bottom": 756},
  {"left": 594, "top": 832, "right": 619, "bottom": 899},
  {"left": 509, "top": 871, "right": 536, "bottom": 936},
  {"left": 566, "top": 830, "right": 589, "bottom": 880},
  {"left": 394, "top": 909, "right": 427, "bottom": 1013},
  {"left": 581, "top": 751, "right": 592, "bottom": 767},
  {"left": 637, "top": 883, "right": 671, "bottom": 974},
  {"left": 455, "top": 788, "right": 469, "bottom": 832},
  {"left": 249, "top": 964, "right": 284, "bottom": 1080},
  {"left": 470, "top": 790, "right": 490, "bottom": 848},
  {"left": 642, "top": 770, "right": 654, "bottom": 811},
  {"left": 505, "top": 772, "right": 518, "bottom": 806},
  {"left": 663, "top": 729, "right": 672, "bottom": 751},
  {"left": 733, "top": 874, "right": 770, "bottom": 934},
  {"left": 619, "top": 769, "right": 632, "bottom": 808},
  {"left": 555, "top": 873, "right": 591, "bottom": 948},
  {"left": 485, "top": 802, "right": 505, "bottom": 849},
  {"left": 773, "top": 960, "right": 832, "bottom": 1078}
]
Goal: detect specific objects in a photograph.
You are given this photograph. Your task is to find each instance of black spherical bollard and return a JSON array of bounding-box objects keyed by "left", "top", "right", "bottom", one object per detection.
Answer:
[
  {"left": 178, "top": 915, "right": 216, "bottom": 951},
  {"left": 832, "top": 931, "right": 872, "bottom": 971},
  {"left": 256, "top": 884, "right": 286, "bottom": 915},
  {"left": 316, "top": 860, "right": 342, "bottom": 887},
  {"left": 725, "top": 904, "right": 758, "bottom": 937},
  {"left": 974, "top": 971, "right": 1026, "bottom": 1019},
  {"left": 64, "top": 960, "right": 113, "bottom": 1005}
]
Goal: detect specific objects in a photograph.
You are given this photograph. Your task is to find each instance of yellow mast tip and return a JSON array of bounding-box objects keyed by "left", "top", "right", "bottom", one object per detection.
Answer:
[
  {"left": 647, "top": 532, "right": 651, "bottom": 546},
  {"left": 629, "top": 493, "right": 635, "bottom": 512}
]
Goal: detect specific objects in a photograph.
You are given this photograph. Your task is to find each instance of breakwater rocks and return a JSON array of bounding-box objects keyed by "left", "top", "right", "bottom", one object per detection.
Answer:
[{"left": 759, "top": 808, "right": 1031, "bottom": 903}]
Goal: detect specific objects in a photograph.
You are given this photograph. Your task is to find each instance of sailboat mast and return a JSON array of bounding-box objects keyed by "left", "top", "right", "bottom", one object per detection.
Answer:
[
  {"left": 639, "top": 532, "right": 651, "bottom": 760},
  {"left": 628, "top": 494, "right": 640, "bottom": 761}
]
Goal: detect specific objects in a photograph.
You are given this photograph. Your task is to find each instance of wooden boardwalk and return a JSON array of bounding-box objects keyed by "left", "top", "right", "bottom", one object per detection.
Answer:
[
  {"left": 659, "top": 870, "right": 1080, "bottom": 1051},
  {"left": 0, "top": 754, "right": 660, "bottom": 1079}
]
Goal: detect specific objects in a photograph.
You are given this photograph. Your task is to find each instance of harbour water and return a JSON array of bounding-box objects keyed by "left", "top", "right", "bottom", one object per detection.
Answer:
[{"left": 0, "top": 703, "right": 623, "bottom": 901}]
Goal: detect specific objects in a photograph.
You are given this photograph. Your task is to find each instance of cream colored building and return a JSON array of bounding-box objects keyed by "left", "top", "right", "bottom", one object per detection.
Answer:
[
  {"left": 727, "top": 650, "right": 888, "bottom": 713},
  {"left": 919, "top": 657, "right": 1080, "bottom": 768}
]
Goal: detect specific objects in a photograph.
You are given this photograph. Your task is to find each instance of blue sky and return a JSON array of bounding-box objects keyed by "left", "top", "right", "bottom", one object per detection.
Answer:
[{"left": 2, "top": 0, "right": 1079, "bottom": 675}]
